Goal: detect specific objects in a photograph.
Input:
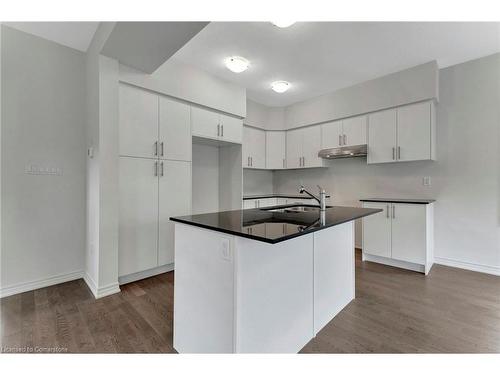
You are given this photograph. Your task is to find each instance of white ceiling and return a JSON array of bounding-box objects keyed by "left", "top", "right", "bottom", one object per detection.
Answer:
[
  {"left": 4, "top": 22, "right": 99, "bottom": 52},
  {"left": 172, "top": 22, "right": 500, "bottom": 107}
]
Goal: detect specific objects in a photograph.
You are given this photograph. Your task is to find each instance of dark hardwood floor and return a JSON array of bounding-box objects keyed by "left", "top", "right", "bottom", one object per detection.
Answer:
[{"left": 1, "top": 251, "right": 499, "bottom": 353}]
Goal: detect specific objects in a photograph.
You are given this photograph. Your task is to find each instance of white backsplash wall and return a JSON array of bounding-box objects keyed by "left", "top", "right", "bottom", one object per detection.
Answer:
[
  {"left": 275, "top": 53, "right": 500, "bottom": 273},
  {"left": 243, "top": 169, "right": 274, "bottom": 196}
]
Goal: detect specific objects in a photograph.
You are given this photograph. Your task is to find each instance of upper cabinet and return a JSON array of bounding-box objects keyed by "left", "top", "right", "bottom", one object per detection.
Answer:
[
  {"left": 287, "top": 125, "right": 325, "bottom": 169},
  {"left": 321, "top": 116, "right": 367, "bottom": 149},
  {"left": 243, "top": 126, "right": 266, "bottom": 169},
  {"left": 119, "top": 84, "right": 159, "bottom": 159},
  {"left": 266, "top": 131, "right": 286, "bottom": 169},
  {"left": 342, "top": 115, "right": 367, "bottom": 147},
  {"left": 367, "top": 101, "right": 435, "bottom": 164},
  {"left": 119, "top": 84, "right": 191, "bottom": 161},
  {"left": 159, "top": 96, "right": 191, "bottom": 162},
  {"left": 192, "top": 106, "right": 243, "bottom": 144}
]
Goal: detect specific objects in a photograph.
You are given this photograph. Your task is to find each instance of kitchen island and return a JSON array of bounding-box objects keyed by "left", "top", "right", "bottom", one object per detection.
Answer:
[{"left": 170, "top": 204, "right": 381, "bottom": 353}]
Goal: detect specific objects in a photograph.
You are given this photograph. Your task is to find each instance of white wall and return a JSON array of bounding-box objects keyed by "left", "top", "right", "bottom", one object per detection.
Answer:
[
  {"left": 119, "top": 59, "right": 246, "bottom": 118},
  {"left": 192, "top": 143, "right": 220, "bottom": 214},
  {"left": 1, "top": 26, "right": 87, "bottom": 296},
  {"left": 243, "top": 169, "right": 274, "bottom": 196},
  {"left": 84, "top": 21, "right": 121, "bottom": 298},
  {"left": 244, "top": 99, "right": 285, "bottom": 130},
  {"left": 274, "top": 53, "right": 500, "bottom": 275},
  {"left": 285, "top": 61, "right": 439, "bottom": 129}
]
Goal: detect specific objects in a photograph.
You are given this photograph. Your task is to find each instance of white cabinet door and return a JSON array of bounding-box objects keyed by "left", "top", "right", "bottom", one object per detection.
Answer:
[
  {"left": 286, "top": 128, "right": 302, "bottom": 169},
  {"left": 119, "top": 84, "right": 159, "bottom": 158},
  {"left": 242, "top": 126, "right": 252, "bottom": 168},
  {"left": 242, "top": 199, "right": 255, "bottom": 209},
  {"left": 302, "top": 125, "right": 323, "bottom": 168},
  {"left": 191, "top": 106, "right": 219, "bottom": 139},
  {"left": 342, "top": 115, "right": 367, "bottom": 146},
  {"left": 266, "top": 131, "right": 286, "bottom": 169},
  {"left": 220, "top": 114, "right": 242, "bottom": 144},
  {"left": 367, "top": 109, "right": 397, "bottom": 164},
  {"left": 397, "top": 102, "right": 431, "bottom": 162},
  {"left": 119, "top": 157, "right": 159, "bottom": 276},
  {"left": 243, "top": 126, "right": 266, "bottom": 169},
  {"left": 362, "top": 202, "right": 391, "bottom": 258},
  {"left": 159, "top": 97, "right": 191, "bottom": 162},
  {"left": 158, "top": 160, "right": 191, "bottom": 266},
  {"left": 321, "top": 120, "right": 342, "bottom": 149},
  {"left": 251, "top": 128, "right": 266, "bottom": 169},
  {"left": 391, "top": 204, "right": 426, "bottom": 265}
]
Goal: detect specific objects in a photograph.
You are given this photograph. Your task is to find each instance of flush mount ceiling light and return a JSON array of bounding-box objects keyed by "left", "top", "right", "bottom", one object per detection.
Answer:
[
  {"left": 224, "top": 56, "right": 250, "bottom": 73},
  {"left": 271, "top": 21, "right": 296, "bottom": 28},
  {"left": 271, "top": 81, "right": 291, "bottom": 93}
]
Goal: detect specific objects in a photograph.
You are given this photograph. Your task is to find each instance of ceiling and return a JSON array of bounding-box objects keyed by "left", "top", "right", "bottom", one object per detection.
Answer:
[
  {"left": 4, "top": 22, "right": 99, "bottom": 52},
  {"left": 172, "top": 22, "right": 500, "bottom": 107}
]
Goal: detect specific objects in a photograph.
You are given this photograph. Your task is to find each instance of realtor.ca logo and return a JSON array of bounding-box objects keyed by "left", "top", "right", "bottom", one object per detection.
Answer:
[{"left": 1, "top": 346, "right": 68, "bottom": 353}]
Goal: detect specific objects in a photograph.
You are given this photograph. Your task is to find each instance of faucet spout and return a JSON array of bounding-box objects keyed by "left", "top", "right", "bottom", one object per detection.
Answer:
[{"left": 299, "top": 185, "right": 328, "bottom": 211}]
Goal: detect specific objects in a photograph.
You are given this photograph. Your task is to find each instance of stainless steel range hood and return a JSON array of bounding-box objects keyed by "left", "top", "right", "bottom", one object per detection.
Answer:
[{"left": 318, "top": 144, "right": 367, "bottom": 159}]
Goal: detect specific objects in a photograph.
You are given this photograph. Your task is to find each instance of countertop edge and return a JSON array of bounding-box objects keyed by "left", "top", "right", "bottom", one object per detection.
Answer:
[
  {"left": 170, "top": 208, "right": 382, "bottom": 244},
  {"left": 360, "top": 198, "right": 435, "bottom": 204}
]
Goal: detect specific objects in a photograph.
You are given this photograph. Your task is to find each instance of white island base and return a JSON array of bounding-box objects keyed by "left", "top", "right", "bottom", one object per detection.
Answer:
[{"left": 173, "top": 221, "right": 355, "bottom": 353}]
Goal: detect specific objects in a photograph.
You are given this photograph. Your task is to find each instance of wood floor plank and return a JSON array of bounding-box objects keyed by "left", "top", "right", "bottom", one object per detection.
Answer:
[{"left": 1, "top": 250, "right": 499, "bottom": 353}]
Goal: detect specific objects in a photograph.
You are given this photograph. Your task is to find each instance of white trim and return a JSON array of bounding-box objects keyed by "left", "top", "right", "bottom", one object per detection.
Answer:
[
  {"left": 434, "top": 257, "right": 500, "bottom": 276},
  {"left": 0, "top": 270, "right": 84, "bottom": 298},
  {"left": 118, "top": 263, "right": 174, "bottom": 285},
  {"left": 83, "top": 272, "right": 121, "bottom": 299},
  {"left": 362, "top": 253, "right": 425, "bottom": 273},
  {"left": 83, "top": 272, "right": 98, "bottom": 296}
]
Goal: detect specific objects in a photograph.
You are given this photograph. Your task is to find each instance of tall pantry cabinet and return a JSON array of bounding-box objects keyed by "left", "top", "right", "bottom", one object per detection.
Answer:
[{"left": 118, "top": 84, "right": 191, "bottom": 279}]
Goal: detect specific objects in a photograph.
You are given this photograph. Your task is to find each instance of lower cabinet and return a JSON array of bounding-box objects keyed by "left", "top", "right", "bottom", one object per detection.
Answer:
[
  {"left": 362, "top": 201, "right": 434, "bottom": 274},
  {"left": 119, "top": 156, "right": 191, "bottom": 277}
]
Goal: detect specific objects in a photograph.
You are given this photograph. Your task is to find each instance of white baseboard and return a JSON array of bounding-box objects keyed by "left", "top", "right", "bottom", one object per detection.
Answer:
[
  {"left": 118, "top": 263, "right": 174, "bottom": 285},
  {"left": 83, "top": 272, "right": 121, "bottom": 299},
  {"left": 434, "top": 257, "right": 500, "bottom": 276},
  {"left": 362, "top": 253, "right": 425, "bottom": 273},
  {"left": 0, "top": 270, "right": 84, "bottom": 298}
]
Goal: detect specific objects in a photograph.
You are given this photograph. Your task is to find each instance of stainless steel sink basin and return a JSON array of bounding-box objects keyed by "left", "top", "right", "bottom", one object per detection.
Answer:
[{"left": 262, "top": 205, "right": 322, "bottom": 213}]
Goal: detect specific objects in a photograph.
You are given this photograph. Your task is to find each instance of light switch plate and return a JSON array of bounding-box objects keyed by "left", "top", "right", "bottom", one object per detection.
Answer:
[{"left": 25, "top": 164, "right": 63, "bottom": 176}]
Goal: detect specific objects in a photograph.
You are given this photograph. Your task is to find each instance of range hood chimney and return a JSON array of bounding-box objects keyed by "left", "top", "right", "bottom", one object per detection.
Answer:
[{"left": 318, "top": 144, "right": 367, "bottom": 159}]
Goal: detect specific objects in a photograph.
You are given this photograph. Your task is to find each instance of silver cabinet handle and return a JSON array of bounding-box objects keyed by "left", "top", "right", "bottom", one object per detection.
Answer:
[
  {"left": 247, "top": 156, "right": 250, "bottom": 166},
  {"left": 343, "top": 134, "right": 346, "bottom": 145},
  {"left": 217, "top": 124, "right": 220, "bottom": 137},
  {"left": 160, "top": 161, "right": 164, "bottom": 177},
  {"left": 397, "top": 146, "right": 401, "bottom": 160},
  {"left": 154, "top": 141, "right": 158, "bottom": 156},
  {"left": 386, "top": 204, "right": 389, "bottom": 219},
  {"left": 283, "top": 158, "right": 285, "bottom": 168},
  {"left": 338, "top": 135, "right": 342, "bottom": 146},
  {"left": 154, "top": 161, "right": 158, "bottom": 176},
  {"left": 392, "top": 205, "right": 395, "bottom": 219},
  {"left": 392, "top": 147, "right": 395, "bottom": 160},
  {"left": 251, "top": 157, "right": 253, "bottom": 167},
  {"left": 302, "top": 156, "right": 305, "bottom": 167},
  {"left": 160, "top": 142, "right": 164, "bottom": 157},
  {"left": 221, "top": 124, "right": 224, "bottom": 137}
]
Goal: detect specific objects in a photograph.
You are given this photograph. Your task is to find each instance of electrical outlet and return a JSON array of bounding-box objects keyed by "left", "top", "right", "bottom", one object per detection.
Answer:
[{"left": 422, "top": 176, "right": 431, "bottom": 186}]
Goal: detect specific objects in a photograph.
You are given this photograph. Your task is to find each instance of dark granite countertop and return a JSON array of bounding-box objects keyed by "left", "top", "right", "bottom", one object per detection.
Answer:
[
  {"left": 170, "top": 204, "right": 382, "bottom": 244},
  {"left": 243, "top": 193, "right": 330, "bottom": 200},
  {"left": 360, "top": 198, "right": 435, "bottom": 204}
]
